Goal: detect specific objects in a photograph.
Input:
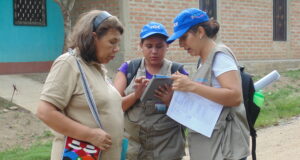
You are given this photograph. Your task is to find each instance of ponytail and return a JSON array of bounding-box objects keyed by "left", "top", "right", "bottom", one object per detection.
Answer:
[{"left": 189, "top": 18, "right": 220, "bottom": 39}]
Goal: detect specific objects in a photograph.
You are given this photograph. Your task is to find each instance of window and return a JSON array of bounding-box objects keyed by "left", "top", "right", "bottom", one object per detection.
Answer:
[
  {"left": 199, "top": 0, "right": 217, "bottom": 20},
  {"left": 273, "top": 0, "right": 287, "bottom": 41},
  {"left": 14, "top": 0, "right": 47, "bottom": 26}
]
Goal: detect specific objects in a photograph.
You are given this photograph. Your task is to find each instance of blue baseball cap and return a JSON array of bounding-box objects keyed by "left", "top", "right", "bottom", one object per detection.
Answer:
[
  {"left": 167, "top": 8, "right": 209, "bottom": 44},
  {"left": 140, "top": 22, "right": 169, "bottom": 39}
]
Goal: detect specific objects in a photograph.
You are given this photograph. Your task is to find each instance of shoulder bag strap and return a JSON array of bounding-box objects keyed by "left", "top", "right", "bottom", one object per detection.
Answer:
[{"left": 69, "top": 49, "right": 103, "bottom": 129}]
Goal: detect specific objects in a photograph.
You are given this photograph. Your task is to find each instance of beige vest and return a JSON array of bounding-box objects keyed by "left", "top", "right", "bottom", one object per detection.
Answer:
[
  {"left": 124, "top": 58, "right": 186, "bottom": 160},
  {"left": 189, "top": 44, "right": 250, "bottom": 160}
]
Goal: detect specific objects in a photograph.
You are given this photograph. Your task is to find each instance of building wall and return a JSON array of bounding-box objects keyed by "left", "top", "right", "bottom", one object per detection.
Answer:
[
  {"left": 125, "top": 0, "right": 300, "bottom": 75},
  {"left": 217, "top": 0, "right": 300, "bottom": 74},
  {"left": 2, "top": 0, "right": 299, "bottom": 74},
  {"left": 0, "top": 0, "right": 64, "bottom": 74},
  {"left": 126, "top": 0, "right": 199, "bottom": 64},
  {"left": 290, "top": 0, "right": 300, "bottom": 59},
  {"left": 219, "top": 0, "right": 291, "bottom": 60},
  {"left": 69, "top": 0, "right": 300, "bottom": 76},
  {"left": 71, "top": 0, "right": 120, "bottom": 23}
]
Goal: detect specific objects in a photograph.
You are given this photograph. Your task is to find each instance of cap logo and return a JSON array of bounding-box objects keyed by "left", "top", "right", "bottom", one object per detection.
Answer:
[
  {"left": 174, "top": 22, "right": 178, "bottom": 27},
  {"left": 150, "top": 25, "right": 161, "bottom": 29},
  {"left": 191, "top": 13, "right": 205, "bottom": 19}
]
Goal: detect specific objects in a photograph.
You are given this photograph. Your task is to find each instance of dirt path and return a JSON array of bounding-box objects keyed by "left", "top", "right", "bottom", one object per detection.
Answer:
[
  {"left": 252, "top": 116, "right": 300, "bottom": 160},
  {"left": 182, "top": 116, "right": 300, "bottom": 160},
  {"left": 0, "top": 107, "right": 51, "bottom": 151}
]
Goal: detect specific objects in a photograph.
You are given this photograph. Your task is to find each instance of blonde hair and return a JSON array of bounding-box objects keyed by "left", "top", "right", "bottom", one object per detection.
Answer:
[{"left": 67, "top": 10, "right": 123, "bottom": 62}]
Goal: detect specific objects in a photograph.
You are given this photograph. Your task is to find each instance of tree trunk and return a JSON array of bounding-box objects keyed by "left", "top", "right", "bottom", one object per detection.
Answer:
[{"left": 53, "top": 0, "right": 76, "bottom": 53}]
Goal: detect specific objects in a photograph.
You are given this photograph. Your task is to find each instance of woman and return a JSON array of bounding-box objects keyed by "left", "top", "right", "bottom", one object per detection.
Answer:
[
  {"left": 114, "top": 22, "right": 188, "bottom": 160},
  {"left": 36, "top": 10, "right": 124, "bottom": 160},
  {"left": 167, "top": 8, "right": 250, "bottom": 160}
]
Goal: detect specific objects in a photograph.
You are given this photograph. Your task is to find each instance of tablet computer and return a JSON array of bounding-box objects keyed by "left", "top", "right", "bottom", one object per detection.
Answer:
[{"left": 140, "top": 75, "right": 172, "bottom": 102}]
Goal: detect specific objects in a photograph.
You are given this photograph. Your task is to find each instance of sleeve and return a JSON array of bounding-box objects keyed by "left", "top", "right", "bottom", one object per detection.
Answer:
[
  {"left": 117, "top": 62, "right": 129, "bottom": 75},
  {"left": 179, "top": 67, "right": 189, "bottom": 76},
  {"left": 40, "top": 59, "right": 78, "bottom": 110},
  {"left": 212, "top": 52, "right": 238, "bottom": 77}
]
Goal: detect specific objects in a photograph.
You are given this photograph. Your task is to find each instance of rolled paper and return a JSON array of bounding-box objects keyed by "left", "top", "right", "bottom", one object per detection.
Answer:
[{"left": 254, "top": 70, "right": 280, "bottom": 91}]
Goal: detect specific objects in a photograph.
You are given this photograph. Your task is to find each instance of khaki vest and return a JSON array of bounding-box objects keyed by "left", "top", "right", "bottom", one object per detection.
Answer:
[
  {"left": 124, "top": 58, "right": 186, "bottom": 160},
  {"left": 189, "top": 44, "right": 250, "bottom": 160}
]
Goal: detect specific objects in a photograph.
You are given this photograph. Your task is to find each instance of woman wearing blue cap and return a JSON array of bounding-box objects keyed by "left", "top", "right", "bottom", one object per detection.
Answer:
[
  {"left": 168, "top": 8, "right": 250, "bottom": 160},
  {"left": 114, "top": 22, "right": 188, "bottom": 160}
]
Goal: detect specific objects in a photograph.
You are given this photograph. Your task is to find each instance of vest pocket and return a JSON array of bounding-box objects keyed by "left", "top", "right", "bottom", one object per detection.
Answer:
[
  {"left": 221, "top": 115, "right": 249, "bottom": 159},
  {"left": 152, "top": 120, "right": 179, "bottom": 132},
  {"left": 126, "top": 104, "right": 143, "bottom": 123},
  {"left": 151, "top": 122, "right": 185, "bottom": 159},
  {"left": 124, "top": 114, "right": 141, "bottom": 142}
]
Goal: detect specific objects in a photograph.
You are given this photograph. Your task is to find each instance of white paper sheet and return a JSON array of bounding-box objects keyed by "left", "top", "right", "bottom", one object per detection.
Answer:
[{"left": 167, "top": 91, "right": 223, "bottom": 137}]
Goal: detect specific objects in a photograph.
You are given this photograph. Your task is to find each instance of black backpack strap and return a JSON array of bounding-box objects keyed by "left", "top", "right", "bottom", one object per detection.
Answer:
[
  {"left": 171, "top": 62, "right": 184, "bottom": 74},
  {"left": 240, "top": 67, "right": 250, "bottom": 110},
  {"left": 127, "top": 60, "right": 183, "bottom": 86},
  {"left": 248, "top": 75, "right": 260, "bottom": 160},
  {"left": 240, "top": 68, "right": 260, "bottom": 160},
  {"left": 197, "top": 57, "right": 201, "bottom": 69},
  {"left": 126, "top": 58, "right": 142, "bottom": 87}
]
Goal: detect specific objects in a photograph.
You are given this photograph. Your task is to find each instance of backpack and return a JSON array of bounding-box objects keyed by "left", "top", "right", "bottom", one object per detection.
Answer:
[
  {"left": 197, "top": 58, "right": 260, "bottom": 160},
  {"left": 240, "top": 66, "right": 260, "bottom": 160},
  {"left": 126, "top": 58, "right": 184, "bottom": 87}
]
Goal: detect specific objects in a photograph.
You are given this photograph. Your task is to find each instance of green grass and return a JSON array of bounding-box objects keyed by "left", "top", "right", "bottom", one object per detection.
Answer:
[
  {"left": 281, "top": 69, "right": 300, "bottom": 80},
  {"left": 255, "top": 95, "right": 300, "bottom": 127},
  {"left": 254, "top": 70, "right": 300, "bottom": 128},
  {"left": 36, "top": 130, "right": 54, "bottom": 140},
  {"left": 0, "top": 142, "right": 51, "bottom": 160}
]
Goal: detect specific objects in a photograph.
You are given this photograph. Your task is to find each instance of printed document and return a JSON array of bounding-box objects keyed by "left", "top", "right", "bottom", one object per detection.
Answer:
[{"left": 167, "top": 91, "right": 223, "bottom": 137}]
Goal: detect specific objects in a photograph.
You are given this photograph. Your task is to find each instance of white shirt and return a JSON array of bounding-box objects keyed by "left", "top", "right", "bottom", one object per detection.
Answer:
[{"left": 211, "top": 52, "right": 238, "bottom": 88}]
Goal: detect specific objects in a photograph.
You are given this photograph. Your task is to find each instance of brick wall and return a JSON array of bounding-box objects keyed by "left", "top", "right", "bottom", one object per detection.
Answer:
[
  {"left": 71, "top": 0, "right": 120, "bottom": 24},
  {"left": 290, "top": 0, "right": 300, "bottom": 59},
  {"left": 126, "top": 0, "right": 300, "bottom": 75},
  {"left": 218, "top": 0, "right": 299, "bottom": 61},
  {"left": 219, "top": 0, "right": 270, "bottom": 60},
  {"left": 126, "top": 0, "right": 199, "bottom": 64},
  {"left": 215, "top": 0, "right": 300, "bottom": 74},
  {"left": 69, "top": 0, "right": 300, "bottom": 75}
]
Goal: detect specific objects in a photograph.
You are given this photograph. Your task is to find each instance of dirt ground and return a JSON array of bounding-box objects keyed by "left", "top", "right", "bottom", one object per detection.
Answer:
[
  {"left": 0, "top": 106, "right": 51, "bottom": 152},
  {"left": 254, "top": 116, "right": 300, "bottom": 160}
]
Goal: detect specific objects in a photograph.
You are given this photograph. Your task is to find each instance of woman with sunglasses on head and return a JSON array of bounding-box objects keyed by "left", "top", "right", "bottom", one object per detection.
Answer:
[
  {"left": 36, "top": 10, "right": 124, "bottom": 160},
  {"left": 114, "top": 22, "right": 188, "bottom": 160},
  {"left": 167, "top": 8, "right": 250, "bottom": 160}
]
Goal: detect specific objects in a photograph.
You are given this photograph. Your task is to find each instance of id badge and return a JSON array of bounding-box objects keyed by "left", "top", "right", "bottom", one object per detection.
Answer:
[{"left": 155, "top": 103, "right": 167, "bottom": 113}]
